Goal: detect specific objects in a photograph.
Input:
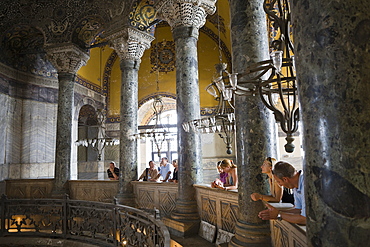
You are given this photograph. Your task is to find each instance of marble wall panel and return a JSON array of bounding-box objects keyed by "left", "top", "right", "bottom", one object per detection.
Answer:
[
  {"left": 8, "top": 163, "right": 54, "bottom": 179},
  {"left": 45, "top": 103, "right": 57, "bottom": 161},
  {"left": 20, "top": 100, "right": 57, "bottom": 165},
  {"left": 6, "top": 98, "right": 22, "bottom": 164},
  {"left": 21, "top": 101, "right": 33, "bottom": 163},
  {"left": 8, "top": 163, "right": 21, "bottom": 179},
  {"left": 77, "top": 161, "right": 107, "bottom": 179},
  {"left": 0, "top": 93, "right": 8, "bottom": 164},
  {"left": 20, "top": 163, "right": 31, "bottom": 178},
  {"left": 0, "top": 163, "right": 9, "bottom": 181}
]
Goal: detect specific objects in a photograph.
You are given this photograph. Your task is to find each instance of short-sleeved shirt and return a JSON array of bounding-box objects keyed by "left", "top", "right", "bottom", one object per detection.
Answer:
[
  {"left": 139, "top": 168, "right": 159, "bottom": 181},
  {"left": 107, "top": 167, "right": 119, "bottom": 179},
  {"left": 293, "top": 170, "right": 306, "bottom": 217},
  {"left": 159, "top": 163, "right": 174, "bottom": 181}
]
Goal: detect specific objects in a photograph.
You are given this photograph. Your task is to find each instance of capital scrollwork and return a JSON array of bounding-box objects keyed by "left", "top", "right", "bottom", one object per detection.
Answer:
[
  {"left": 107, "top": 27, "right": 155, "bottom": 61},
  {"left": 156, "top": 0, "right": 216, "bottom": 29},
  {"left": 44, "top": 43, "right": 90, "bottom": 74}
]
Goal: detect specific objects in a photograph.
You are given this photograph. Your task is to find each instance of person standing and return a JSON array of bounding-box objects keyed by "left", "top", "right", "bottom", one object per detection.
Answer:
[
  {"left": 138, "top": 161, "right": 159, "bottom": 182},
  {"left": 168, "top": 159, "right": 178, "bottom": 183},
  {"left": 107, "top": 161, "right": 119, "bottom": 180},
  {"left": 156, "top": 157, "right": 174, "bottom": 182}
]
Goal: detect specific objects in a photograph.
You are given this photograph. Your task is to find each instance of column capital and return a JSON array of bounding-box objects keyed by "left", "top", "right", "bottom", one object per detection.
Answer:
[
  {"left": 44, "top": 43, "right": 89, "bottom": 74},
  {"left": 107, "top": 27, "right": 155, "bottom": 61},
  {"left": 156, "top": 0, "right": 216, "bottom": 29}
]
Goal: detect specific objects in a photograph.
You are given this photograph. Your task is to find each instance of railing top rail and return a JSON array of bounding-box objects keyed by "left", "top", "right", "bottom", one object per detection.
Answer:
[{"left": 0, "top": 195, "right": 171, "bottom": 247}]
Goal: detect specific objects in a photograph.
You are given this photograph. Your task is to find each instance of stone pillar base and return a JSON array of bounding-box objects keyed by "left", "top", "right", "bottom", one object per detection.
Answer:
[
  {"left": 228, "top": 220, "right": 271, "bottom": 247},
  {"left": 50, "top": 184, "right": 69, "bottom": 199},
  {"left": 162, "top": 217, "right": 200, "bottom": 237},
  {"left": 115, "top": 193, "right": 136, "bottom": 207}
]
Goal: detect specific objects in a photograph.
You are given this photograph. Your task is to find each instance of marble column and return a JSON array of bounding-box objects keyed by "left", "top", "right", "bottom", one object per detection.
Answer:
[
  {"left": 155, "top": 0, "right": 216, "bottom": 236},
  {"left": 108, "top": 28, "right": 154, "bottom": 206},
  {"left": 228, "top": 0, "right": 278, "bottom": 246},
  {"left": 45, "top": 43, "right": 89, "bottom": 197},
  {"left": 291, "top": 1, "right": 370, "bottom": 246}
]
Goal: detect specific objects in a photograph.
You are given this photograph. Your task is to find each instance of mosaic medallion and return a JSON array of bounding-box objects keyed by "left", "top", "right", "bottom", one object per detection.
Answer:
[{"left": 150, "top": 40, "right": 175, "bottom": 73}]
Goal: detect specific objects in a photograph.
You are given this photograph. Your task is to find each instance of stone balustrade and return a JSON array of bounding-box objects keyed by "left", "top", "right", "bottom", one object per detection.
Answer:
[
  {"left": 1, "top": 179, "right": 307, "bottom": 246},
  {"left": 131, "top": 181, "right": 178, "bottom": 217},
  {"left": 194, "top": 184, "right": 238, "bottom": 245}
]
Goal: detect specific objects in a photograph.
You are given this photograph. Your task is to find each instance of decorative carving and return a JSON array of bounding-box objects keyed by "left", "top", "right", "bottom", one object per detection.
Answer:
[
  {"left": 221, "top": 201, "right": 238, "bottom": 233},
  {"left": 0, "top": 195, "right": 170, "bottom": 247},
  {"left": 155, "top": 0, "right": 216, "bottom": 29},
  {"left": 72, "top": 16, "right": 104, "bottom": 48},
  {"left": 201, "top": 197, "right": 217, "bottom": 225},
  {"left": 150, "top": 40, "right": 176, "bottom": 73},
  {"left": 107, "top": 27, "right": 155, "bottom": 61},
  {"left": 44, "top": 43, "right": 89, "bottom": 73},
  {"left": 159, "top": 191, "right": 177, "bottom": 216},
  {"left": 130, "top": 0, "right": 156, "bottom": 31}
]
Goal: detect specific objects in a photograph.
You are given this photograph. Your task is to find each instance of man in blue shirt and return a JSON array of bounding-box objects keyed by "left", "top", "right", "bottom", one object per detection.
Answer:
[{"left": 258, "top": 161, "right": 306, "bottom": 225}]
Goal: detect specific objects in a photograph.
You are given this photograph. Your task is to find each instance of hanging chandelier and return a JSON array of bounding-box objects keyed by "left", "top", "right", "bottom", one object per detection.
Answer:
[
  {"left": 233, "top": 0, "right": 299, "bottom": 152},
  {"left": 184, "top": 0, "right": 299, "bottom": 153},
  {"left": 133, "top": 95, "right": 176, "bottom": 157},
  {"left": 75, "top": 108, "right": 120, "bottom": 161},
  {"left": 182, "top": 63, "right": 237, "bottom": 154}
]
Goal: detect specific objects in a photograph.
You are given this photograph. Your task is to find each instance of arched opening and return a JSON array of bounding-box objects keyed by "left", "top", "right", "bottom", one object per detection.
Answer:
[
  {"left": 76, "top": 104, "right": 105, "bottom": 179},
  {"left": 137, "top": 96, "right": 177, "bottom": 173}
]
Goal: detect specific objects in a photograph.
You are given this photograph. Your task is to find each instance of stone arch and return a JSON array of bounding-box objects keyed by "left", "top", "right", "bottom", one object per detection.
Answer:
[{"left": 74, "top": 96, "right": 104, "bottom": 121}]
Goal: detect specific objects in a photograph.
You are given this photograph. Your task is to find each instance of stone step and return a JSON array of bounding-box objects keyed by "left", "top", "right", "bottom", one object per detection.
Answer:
[{"left": 170, "top": 235, "right": 216, "bottom": 247}]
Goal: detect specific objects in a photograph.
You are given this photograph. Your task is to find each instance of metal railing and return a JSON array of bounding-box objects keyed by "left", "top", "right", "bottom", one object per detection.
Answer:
[{"left": 0, "top": 194, "right": 170, "bottom": 247}]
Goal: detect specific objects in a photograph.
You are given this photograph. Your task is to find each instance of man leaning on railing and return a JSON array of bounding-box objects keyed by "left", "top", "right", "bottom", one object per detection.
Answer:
[{"left": 257, "top": 161, "right": 306, "bottom": 225}]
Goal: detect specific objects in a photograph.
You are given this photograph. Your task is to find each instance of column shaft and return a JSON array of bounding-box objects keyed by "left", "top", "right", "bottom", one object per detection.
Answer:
[
  {"left": 291, "top": 1, "right": 370, "bottom": 246},
  {"left": 229, "top": 0, "right": 278, "bottom": 245},
  {"left": 53, "top": 72, "right": 75, "bottom": 195},
  {"left": 172, "top": 26, "right": 202, "bottom": 219},
  {"left": 116, "top": 59, "right": 140, "bottom": 206}
]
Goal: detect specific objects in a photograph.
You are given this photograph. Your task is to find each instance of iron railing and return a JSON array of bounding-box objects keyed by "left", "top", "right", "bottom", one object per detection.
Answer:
[{"left": 0, "top": 194, "right": 170, "bottom": 247}]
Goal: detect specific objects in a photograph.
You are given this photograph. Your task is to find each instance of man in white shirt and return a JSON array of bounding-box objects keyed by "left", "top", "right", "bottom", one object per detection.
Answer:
[{"left": 156, "top": 157, "right": 174, "bottom": 182}]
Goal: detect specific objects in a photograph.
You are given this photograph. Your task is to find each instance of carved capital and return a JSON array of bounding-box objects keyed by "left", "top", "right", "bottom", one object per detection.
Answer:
[
  {"left": 44, "top": 43, "right": 89, "bottom": 74},
  {"left": 107, "top": 27, "right": 155, "bottom": 61},
  {"left": 156, "top": 0, "right": 216, "bottom": 29}
]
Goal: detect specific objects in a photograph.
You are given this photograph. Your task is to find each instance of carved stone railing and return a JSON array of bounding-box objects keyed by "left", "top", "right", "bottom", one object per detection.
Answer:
[
  {"left": 3, "top": 179, "right": 119, "bottom": 202},
  {"left": 194, "top": 184, "right": 238, "bottom": 245},
  {"left": 1, "top": 179, "right": 306, "bottom": 246},
  {"left": 269, "top": 212, "right": 307, "bottom": 246},
  {"left": 131, "top": 181, "right": 178, "bottom": 218},
  {"left": 0, "top": 195, "right": 171, "bottom": 247}
]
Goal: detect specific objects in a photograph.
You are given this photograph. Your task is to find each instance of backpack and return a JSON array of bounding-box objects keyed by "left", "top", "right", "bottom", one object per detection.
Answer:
[
  {"left": 143, "top": 168, "right": 149, "bottom": 181},
  {"left": 281, "top": 187, "right": 295, "bottom": 204}
]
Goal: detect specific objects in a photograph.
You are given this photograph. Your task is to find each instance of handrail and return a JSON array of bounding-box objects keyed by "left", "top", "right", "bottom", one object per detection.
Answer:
[{"left": 0, "top": 194, "right": 170, "bottom": 247}]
